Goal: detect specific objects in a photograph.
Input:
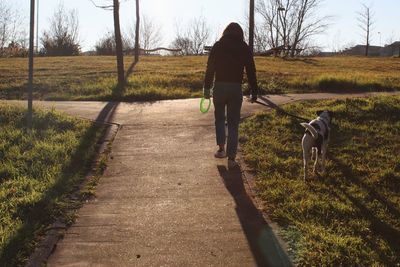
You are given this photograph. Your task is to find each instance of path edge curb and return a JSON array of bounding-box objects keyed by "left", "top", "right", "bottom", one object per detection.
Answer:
[{"left": 24, "top": 120, "right": 121, "bottom": 267}]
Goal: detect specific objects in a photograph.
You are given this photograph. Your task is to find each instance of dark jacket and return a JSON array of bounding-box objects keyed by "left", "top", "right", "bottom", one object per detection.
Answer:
[{"left": 204, "top": 35, "right": 258, "bottom": 96}]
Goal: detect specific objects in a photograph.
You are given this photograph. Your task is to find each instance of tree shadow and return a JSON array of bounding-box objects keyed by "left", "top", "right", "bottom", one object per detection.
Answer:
[
  {"left": 0, "top": 101, "right": 120, "bottom": 266},
  {"left": 329, "top": 156, "right": 400, "bottom": 264},
  {"left": 94, "top": 101, "right": 119, "bottom": 123},
  {"left": 217, "top": 165, "right": 292, "bottom": 267},
  {"left": 124, "top": 59, "right": 139, "bottom": 85},
  {"left": 283, "top": 58, "right": 320, "bottom": 66}
]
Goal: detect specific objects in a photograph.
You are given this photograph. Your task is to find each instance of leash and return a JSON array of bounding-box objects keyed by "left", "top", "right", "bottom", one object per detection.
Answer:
[{"left": 254, "top": 96, "right": 310, "bottom": 122}]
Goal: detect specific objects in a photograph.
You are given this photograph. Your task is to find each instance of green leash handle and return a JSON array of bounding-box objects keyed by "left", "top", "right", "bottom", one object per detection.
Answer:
[{"left": 200, "top": 97, "right": 212, "bottom": 113}]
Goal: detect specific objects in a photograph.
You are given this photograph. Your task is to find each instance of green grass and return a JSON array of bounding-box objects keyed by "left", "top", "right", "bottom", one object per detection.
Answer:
[
  {"left": 240, "top": 95, "right": 400, "bottom": 266},
  {"left": 0, "top": 56, "right": 399, "bottom": 101},
  {"left": 0, "top": 104, "right": 106, "bottom": 266}
]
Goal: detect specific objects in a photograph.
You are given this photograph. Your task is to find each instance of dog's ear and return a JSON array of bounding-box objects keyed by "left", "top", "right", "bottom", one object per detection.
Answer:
[{"left": 316, "top": 110, "right": 324, "bottom": 116}]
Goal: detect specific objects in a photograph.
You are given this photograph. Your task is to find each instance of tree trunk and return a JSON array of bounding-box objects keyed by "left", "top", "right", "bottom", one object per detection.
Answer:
[
  {"left": 249, "top": 0, "right": 254, "bottom": 53},
  {"left": 28, "top": 0, "right": 35, "bottom": 129},
  {"left": 134, "top": 0, "right": 140, "bottom": 63},
  {"left": 113, "top": 0, "right": 124, "bottom": 88},
  {"left": 290, "top": 0, "right": 307, "bottom": 57},
  {"left": 365, "top": 12, "right": 370, "bottom": 56}
]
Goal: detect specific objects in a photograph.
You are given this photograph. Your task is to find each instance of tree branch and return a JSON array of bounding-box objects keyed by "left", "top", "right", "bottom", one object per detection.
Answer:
[{"left": 89, "top": 0, "right": 113, "bottom": 10}]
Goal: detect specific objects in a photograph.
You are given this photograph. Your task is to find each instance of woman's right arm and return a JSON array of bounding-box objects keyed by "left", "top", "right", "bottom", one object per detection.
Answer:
[{"left": 244, "top": 46, "right": 258, "bottom": 101}]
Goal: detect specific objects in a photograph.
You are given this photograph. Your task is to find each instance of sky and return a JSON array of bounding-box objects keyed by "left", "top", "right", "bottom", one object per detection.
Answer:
[{"left": 5, "top": 0, "right": 400, "bottom": 52}]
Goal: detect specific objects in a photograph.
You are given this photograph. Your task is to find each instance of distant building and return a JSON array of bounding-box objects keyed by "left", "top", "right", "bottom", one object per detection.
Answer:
[
  {"left": 341, "top": 41, "right": 400, "bottom": 57},
  {"left": 380, "top": 41, "right": 400, "bottom": 57},
  {"left": 342, "top": 45, "right": 381, "bottom": 56}
]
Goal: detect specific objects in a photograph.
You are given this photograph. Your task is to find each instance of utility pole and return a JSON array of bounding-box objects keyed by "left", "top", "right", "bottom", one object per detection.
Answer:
[
  {"left": 134, "top": 0, "right": 140, "bottom": 63},
  {"left": 113, "top": 0, "right": 124, "bottom": 88},
  {"left": 249, "top": 0, "right": 254, "bottom": 53},
  {"left": 36, "top": 0, "right": 39, "bottom": 53},
  {"left": 28, "top": 0, "right": 35, "bottom": 129}
]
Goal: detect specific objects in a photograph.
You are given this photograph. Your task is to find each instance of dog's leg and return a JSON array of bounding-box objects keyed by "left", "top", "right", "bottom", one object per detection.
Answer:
[
  {"left": 320, "top": 143, "right": 328, "bottom": 175},
  {"left": 313, "top": 148, "right": 319, "bottom": 174},
  {"left": 303, "top": 149, "right": 309, "bottom": 181},
  {"left": 302, "top": 136, "right": 310, "bottom": 182},
  {"left": 311, "top": 147, "right": 316, "bottom": 161}
]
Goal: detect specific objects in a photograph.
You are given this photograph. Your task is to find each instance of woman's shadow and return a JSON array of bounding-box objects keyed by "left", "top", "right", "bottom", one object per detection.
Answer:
[{"left": 217, "top": 165, "right": 292, "bottom": 267}]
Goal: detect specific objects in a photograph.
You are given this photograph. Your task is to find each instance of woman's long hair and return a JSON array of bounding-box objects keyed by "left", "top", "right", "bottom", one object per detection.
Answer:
[{"left": 222, "top": 22, "right": 244, "bottom": 41}]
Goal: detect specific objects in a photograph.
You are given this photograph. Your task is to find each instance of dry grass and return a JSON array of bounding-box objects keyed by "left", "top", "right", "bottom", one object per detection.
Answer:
[{"left": 0, "top": 55, "right": 399, "bottom": 101}]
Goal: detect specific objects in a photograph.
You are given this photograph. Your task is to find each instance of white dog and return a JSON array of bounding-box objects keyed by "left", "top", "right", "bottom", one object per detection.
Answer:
[{"left": 300, "top": 111, "right": 332, "bottom": 181}]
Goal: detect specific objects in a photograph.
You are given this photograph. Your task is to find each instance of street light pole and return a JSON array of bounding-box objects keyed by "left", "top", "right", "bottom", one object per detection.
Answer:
[
  {"left": 378, "top": 31, "right": 381, "bottom": 46},
  {"left": 276, "top": 9, "right": 279, "bottom": 49},
  {"left": 28, "top": 0, "right": 35, "bottom": 129},
  {"left": 276, "top": 7, "right": 285, "bottom": 55}
]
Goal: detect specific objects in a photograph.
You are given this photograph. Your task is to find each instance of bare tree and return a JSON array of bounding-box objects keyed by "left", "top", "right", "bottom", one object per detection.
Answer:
[
  {"left": 0, "top": 0, "right": 26, "bottom": 51},
  {"left": 91, "top": 0, "right": 140, "bottom": 86},
  {"left": 189, "top": 16, "right": 211, "bottom": 55},
  {"left": 171, "top": 16, "right": 211, "bottom": 55},
  {"left": 330, "top": 30, "right": 342, "bottom": 53},
  {"left": 41, "top": 2, "right": 80, "bottom": 56},
  {"left": 255, "top": 0, "right": 296, "bottom": 55},
  {"left": 256, "top": 0, "right": 329, "bottom": 57},
  {"left": 140, "top": 15, "right": 162, "bottom": 54},
  {"left": 170, "top": 20, "right": 191, "bottom": 55},
  {"left": 254, "top": 23, "right": 270, "bottom": 53},
  {"left": 95, "top": 30, "right": 132, "bottom": 55},
  {"left": 256, "top": 0, "right": 283, "bottom": 50},
  {"left": 289, "top": 0, "right": 330, "bottom": 57},
  {"left": 357, "top": 3, "right": 374, "bottom": 56},
  {"left": 90, "top": 0, "right": 125, "bottom": 87},
  {"left": 0, "top": 0, "right": 15, "bottom": 48},
  {"left": 170, "top": 36, "right": 192, "bottom": 55},
  {"left": 242, "top": 8, "right": 270, "bottom": 54}
]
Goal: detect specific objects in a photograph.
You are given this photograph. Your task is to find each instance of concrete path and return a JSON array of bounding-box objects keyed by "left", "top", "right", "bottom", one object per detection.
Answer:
[{"left": 27, "top": 92, "right": 394, "bottom": 267}]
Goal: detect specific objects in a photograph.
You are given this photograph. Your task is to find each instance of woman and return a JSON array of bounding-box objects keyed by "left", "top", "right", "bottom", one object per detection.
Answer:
[{"left": 203, "top": 22, "right": 258, "bottom": 169}]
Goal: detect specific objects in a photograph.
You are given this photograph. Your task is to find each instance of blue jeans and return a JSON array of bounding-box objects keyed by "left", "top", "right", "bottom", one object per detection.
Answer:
[{"left": 213, "top": 82, "right": 243, "bottom": 159}]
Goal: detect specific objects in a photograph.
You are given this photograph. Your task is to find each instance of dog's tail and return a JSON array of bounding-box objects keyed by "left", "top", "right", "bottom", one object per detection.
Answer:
[{"left": 300, "top": 123, "right": 318, "bottom": 139}]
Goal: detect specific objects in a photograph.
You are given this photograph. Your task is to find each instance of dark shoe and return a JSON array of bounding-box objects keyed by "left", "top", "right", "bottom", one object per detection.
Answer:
[
  {"left": 214, "top": 149, "right": 226, "bottom": 158},
  {"left": 228, "top": 158, "right": 239, "bottom": 169}
]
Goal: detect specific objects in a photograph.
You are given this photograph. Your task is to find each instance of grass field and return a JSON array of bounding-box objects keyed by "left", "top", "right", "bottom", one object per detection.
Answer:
[
  {"left": 0, "top": 104, "right": 105, "bottom": 266},
  {"left": 240, "top": 95, "right": 400, "bottom": 265},
  {"left": 0, "top": 56, "right": 399, "bottom": 101}
]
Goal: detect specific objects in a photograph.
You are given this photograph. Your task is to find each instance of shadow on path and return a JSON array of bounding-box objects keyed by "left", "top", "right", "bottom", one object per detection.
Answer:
[
  {"left": 95, "top": 101, "right": 119, "bottom": 124},
  {"left": 217, "top": 165, "right": 292, "bottom": 267}
]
